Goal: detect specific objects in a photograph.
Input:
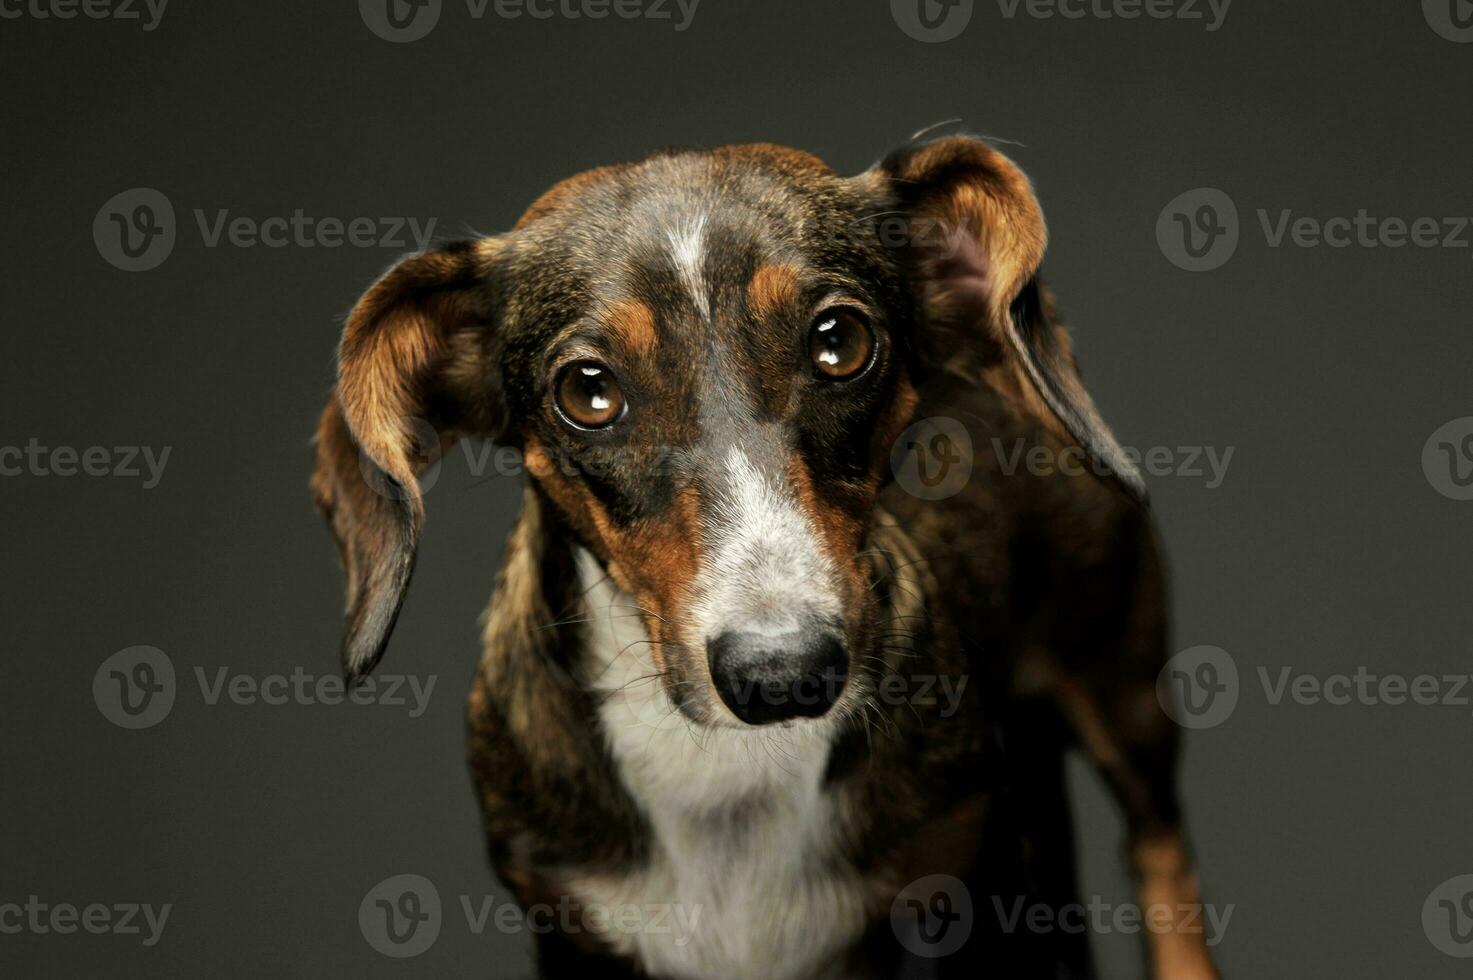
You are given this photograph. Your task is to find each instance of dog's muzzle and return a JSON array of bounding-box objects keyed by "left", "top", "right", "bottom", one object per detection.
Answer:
[{"left": 706, "top": 629, "right": 849, "bottom": 725}]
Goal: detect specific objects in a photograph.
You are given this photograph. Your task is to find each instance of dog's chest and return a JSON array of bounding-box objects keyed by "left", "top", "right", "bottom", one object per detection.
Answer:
[{"left": 569, "top": 557, "right": 869, "bottom": 980}]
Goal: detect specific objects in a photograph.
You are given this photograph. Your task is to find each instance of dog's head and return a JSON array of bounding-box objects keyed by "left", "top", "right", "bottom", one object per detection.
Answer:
[{"left": 312, "top": 137, "right": 1142, "bottom": 727}]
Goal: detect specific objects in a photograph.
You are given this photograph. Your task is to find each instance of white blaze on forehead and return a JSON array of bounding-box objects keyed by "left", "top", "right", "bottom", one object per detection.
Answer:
[
  {"left": 664, "top": 212, "right": 711, "bottom": 320},
  {"left": 690, "top": 445, "right": 841, "bottom": 639}
]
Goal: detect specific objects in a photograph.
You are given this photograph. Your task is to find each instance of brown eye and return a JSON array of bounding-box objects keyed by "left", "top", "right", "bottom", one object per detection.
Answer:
[
  {"left": 555, "top": 361, "right": 625, "bottom": 429},
  {"left": 808, "top": 309, "right": 874, "bottom": 380}
]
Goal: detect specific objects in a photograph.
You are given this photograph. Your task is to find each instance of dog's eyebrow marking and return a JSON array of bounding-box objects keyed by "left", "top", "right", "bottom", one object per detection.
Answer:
[
  {"left": 746, "top": 263, "right": 802, "bottom": 320},
  {"left": 605, "top": 299, "right": 659, "bottom": 355},
  {"left": 665, "top": 213, "right": 711, "bottom": 321}
]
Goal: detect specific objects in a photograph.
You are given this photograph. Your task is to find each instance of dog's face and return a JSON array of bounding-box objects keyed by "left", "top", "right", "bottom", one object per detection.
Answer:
[
  {"left": 497, "top": 147, "right": 923, "bottom": 728},
  {"left": 312, "top": 138, "right": 1142, "bottom": 727}
]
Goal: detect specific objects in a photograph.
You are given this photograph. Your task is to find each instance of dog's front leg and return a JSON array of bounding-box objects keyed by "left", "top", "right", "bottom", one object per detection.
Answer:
[
  {"left": 1053, "top": 669, "right": 1222, "bottom": 980},
  {"left": 1132, "top": 832, "right": 1221, "bottom": 980}
]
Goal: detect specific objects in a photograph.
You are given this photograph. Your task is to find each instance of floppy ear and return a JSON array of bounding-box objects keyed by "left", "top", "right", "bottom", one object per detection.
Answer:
[
  {"left": 311, "top": 239, "right": 505, "bottom": 679},
  {"left": 873, "top": 135, "right": 1146, "bottom": 503}
]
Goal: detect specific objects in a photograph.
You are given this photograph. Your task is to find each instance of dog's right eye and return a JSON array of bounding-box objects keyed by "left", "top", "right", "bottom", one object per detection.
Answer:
[
  {"left": 808, "top": 309, "right": 874, "bottom": 381},
  {"left": 554, "top": 361, "right": 626, "bottom": 430}
]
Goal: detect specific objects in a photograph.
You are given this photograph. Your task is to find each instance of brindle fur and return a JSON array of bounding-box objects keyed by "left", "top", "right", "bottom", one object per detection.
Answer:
[{"left": 314, "top": 138, "right": 1217, "bottom": 979}]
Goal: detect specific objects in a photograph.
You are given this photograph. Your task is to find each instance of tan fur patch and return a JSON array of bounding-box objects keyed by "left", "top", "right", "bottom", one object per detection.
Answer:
[
  {"left": 522, "top": 437, "right": 618, "bottom": 577},
  {"left": 609, "top": 486, "right": 705, "bottom": 656},
  {"left": 525, "top": 439, "right": 706, "bottom": 683},
  {"left": 311, "top": 400, "right": 392, "bottom": 600},
  {"left": 335, "top": 243, "right": 494, "bottom": 492},
  {"left": 746, "top": 263, "right": 802, "bottom": 320},
  {"left": 604, "top": 299, "right": 659, "bottom": 355}
]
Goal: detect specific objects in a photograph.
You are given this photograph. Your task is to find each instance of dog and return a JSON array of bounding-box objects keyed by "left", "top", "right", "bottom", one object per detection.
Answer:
[{"left": 311, "top": 135, "right": 1220, "bottom": 979}]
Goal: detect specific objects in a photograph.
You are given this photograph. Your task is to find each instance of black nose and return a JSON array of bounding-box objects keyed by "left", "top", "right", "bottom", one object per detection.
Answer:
[{"left": 706, "top": 630, "right": 849, "bottom": 725}]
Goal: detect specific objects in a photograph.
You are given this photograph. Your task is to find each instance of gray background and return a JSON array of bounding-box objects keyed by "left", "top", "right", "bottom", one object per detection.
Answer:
[{"left": 2, "top": 0, "right": 1471, "bottom": 976}]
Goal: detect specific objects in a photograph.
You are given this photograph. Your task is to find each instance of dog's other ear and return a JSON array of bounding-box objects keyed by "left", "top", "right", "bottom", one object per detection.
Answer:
[
  {"left": 311, "top": 239, "right": 505, "bottom": 679},
  {"left": 872, "top": 135, "right": 1145, "bottom": 503}
]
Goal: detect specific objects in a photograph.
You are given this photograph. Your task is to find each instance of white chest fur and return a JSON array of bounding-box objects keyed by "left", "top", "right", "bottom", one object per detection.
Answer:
[{"left": 568, "top": 552, "right": 869, "bottom": 980}]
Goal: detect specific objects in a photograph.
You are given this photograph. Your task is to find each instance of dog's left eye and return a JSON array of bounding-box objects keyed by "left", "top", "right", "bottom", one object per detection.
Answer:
[
  {"left": 555, "top": 361, "right": 626, "bottom": 429},
  {"left": 808, "top": 309, "right": 874, "bottom": 381}
]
